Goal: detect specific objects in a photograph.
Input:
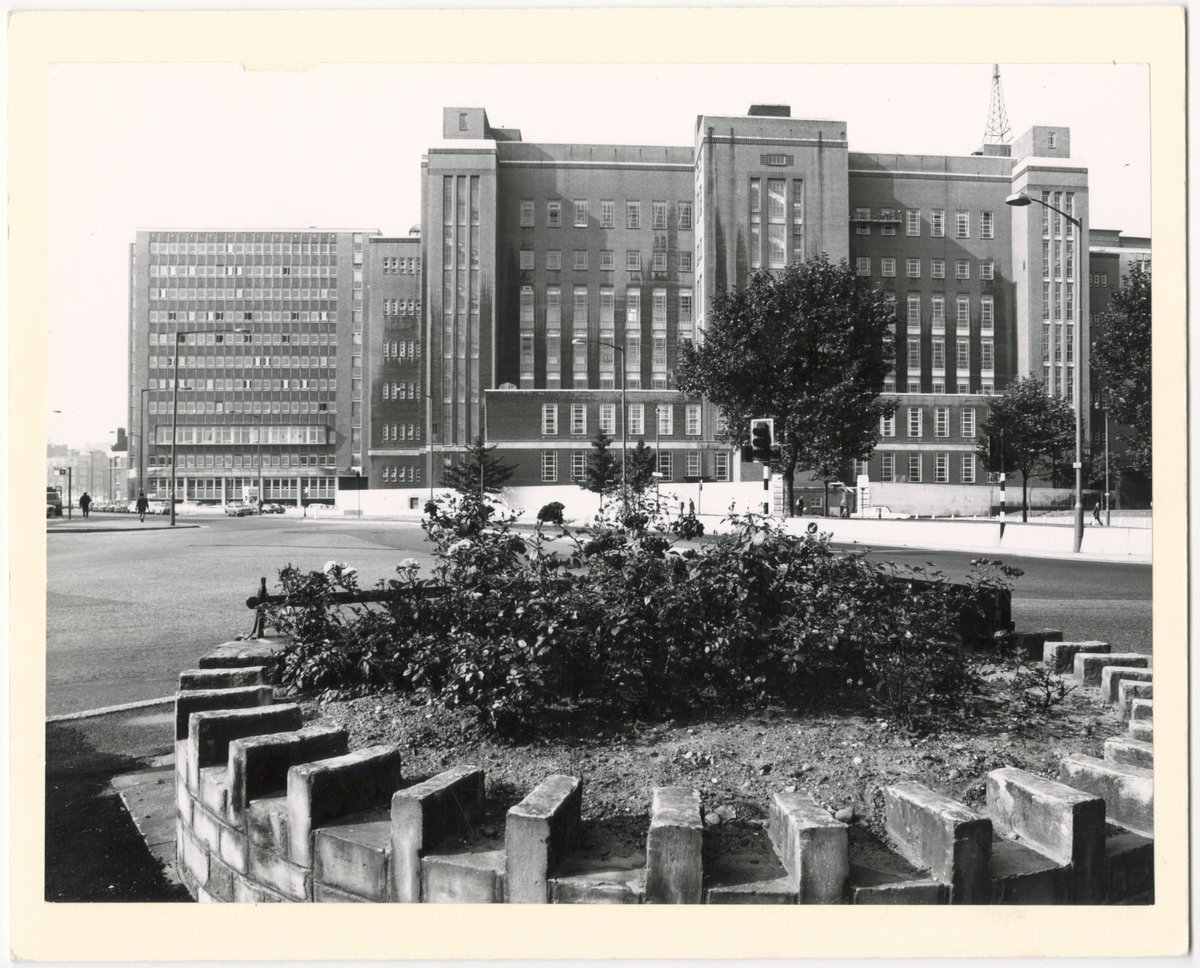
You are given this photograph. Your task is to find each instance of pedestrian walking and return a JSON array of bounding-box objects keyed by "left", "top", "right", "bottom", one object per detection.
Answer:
[
  {"left": 79, "top": 492, "right": 91, "bottom": 518},
  {"left": 136, "top": 491, "right": 149, "bottom": 523},
  {"left": 1093, "top": 501, "right": 1103, "bottom": 526},
  {"left": 797, "top": 497, "right": 806, "bottom": 517}
]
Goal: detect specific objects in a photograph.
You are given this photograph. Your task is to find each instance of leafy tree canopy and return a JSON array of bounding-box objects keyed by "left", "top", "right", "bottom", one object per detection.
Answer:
[
  {"left": 626, "top": 439, "right": 657, "bottom": 495},
  {"left": 1091, "top": 265, "right": 1151, "bottom": 471},
  {"left": 441, "top": 434, "right": 517, "bottom": 496},
  {"left": 581, "top": 429, "right": 620, "bottom": 498},
  {"left": 978, "top": 377, "right": 1074, "bottom": 520},
  {"left": 676, "top": 254, "right": 896, "bottom": 513}
]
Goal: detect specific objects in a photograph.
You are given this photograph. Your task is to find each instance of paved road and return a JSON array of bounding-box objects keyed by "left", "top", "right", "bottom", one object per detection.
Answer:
[{"left": 45, "top": 513, "right": 1152, "bottom": 715}]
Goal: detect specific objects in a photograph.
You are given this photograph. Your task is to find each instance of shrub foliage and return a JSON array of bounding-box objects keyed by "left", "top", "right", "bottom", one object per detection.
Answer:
[{"left": 270, "top": 497, "right": 1020, "bottom": 733}]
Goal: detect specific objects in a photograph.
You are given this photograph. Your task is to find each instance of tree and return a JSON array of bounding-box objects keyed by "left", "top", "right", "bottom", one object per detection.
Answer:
[
  {"left": 580, "top": 429, "right": 619, "bottom": 507},
  {"left": 978, "top": 377, "right": 1074, "bottom": 522},
  {"left": 626, "top": 439, "right": 657, "bottom": 495},
  {"left": 441, "top": 434, "right": 517, "bottom": 497},
  {"left": 676, "top": 255, "right": 896, "bottom": 516},
  {"left": 1091, "top": 264, "right": 1151, "bottom": 472}
]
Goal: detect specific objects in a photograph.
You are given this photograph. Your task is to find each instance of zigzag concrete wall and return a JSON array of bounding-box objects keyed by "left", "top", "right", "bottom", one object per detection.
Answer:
[{"left": 174, "top": 638, "right": 1154, "bottom": 903}]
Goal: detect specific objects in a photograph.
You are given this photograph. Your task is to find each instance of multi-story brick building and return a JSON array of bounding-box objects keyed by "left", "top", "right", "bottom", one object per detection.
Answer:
[{"left": 127, "top": 229, "right": 378, "bottom": 504}]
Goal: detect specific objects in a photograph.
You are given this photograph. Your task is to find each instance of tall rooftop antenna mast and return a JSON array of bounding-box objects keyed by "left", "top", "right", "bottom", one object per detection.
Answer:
[{"left": 983, "top": 63, "right": 1012, "bottom": 145}]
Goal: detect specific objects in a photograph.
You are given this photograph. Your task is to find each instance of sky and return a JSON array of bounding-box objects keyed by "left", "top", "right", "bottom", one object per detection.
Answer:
[{"left": 46, "top": 62, "right": 1150, "bottom": 450}]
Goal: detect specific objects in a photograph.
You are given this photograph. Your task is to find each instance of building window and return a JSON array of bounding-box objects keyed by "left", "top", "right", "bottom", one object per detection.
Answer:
[
  {"left": 571, "top": 403, "right": 587, "bottom": 435},
  {"left": 931, "top": 210, "right": 945, "bottom": 238},
  {"left": 626, "top": 250, "right": 642, "bottom": 272},
  {"left": 856, "top": 257, "right": 870, "bottom": 276},
  {"left": 855, "top": 207, "right": 871, "bottom": 235},
  {"left": 626, "top": 202, "right": 641, "bottom": 230},
  {"left": 519, "top": 249, "right": 534, "bottom": 271},
  {"left": 934, "top": 406, "right": 949, "bottom": 437},
  {"left": 652, "top": 201, "right": 668, "bottom": 230},
  {"left": 600, "top": 250, "right": 615, "bottom": 271},
  {"left": 905, "top": 209, "right": 921, "bottom": 236},
  {"left": 652, "top": 250, "right": 668, "bottom": 273},
  {"left": 931, "top": 295, "right": 945, "bottom": 328},
  {"left": 542, "top": 451, "right": 558, "bottom": 483},
  {"left": 932, "top": 338, "right": 946, "bottom": 371},
  {"left": 574, "top": 250, "right": 588, "bottom": 271},
  {"left": 542, "top": 404, "right": 558, "bottom": 435},
  {"left": 657, "top": 451, "right": 673, "bottom": 479},
  {"left": 628, "top": 403, "right": 645, "bottom": 436},
  {"left": 600, "top": 200, "right": 615, "bottom": 229},
  {"left": 961, "top": 453, "right": 976, "bottom": 484},
  {"left": 908, "top": 454, "right": 922, "bottom": 482},
  {"left": 980, "top": 211, "right": 994, "bottom": 240},
  {"left": 931, "top": 259, "right": 945, "bottom": 280},
  {"left": 980, "top": 259, "right": 995, "bottom": 281},
  {"left": 981, "top": 339, "right": 994, "bottom": 370},
  {"left": 571, "top": 451, "right": 587, "bottom": 481},
  {"left": 961, "top": 407, "right": 976, "bottom": 438},
  {"left": 657, "top": 405, "right": 673, "bottom": 436},
  {"left": 685, "top": 404, "right": 701, "bottom": 436},
  {"left": 547, "top": 250, "right": 562, "bottom": 271},
  {"left": 907, "top": 407, "right": 922, "bottom": 438},
  {"left": 679, "top": 251, "right": 693, "bottom": 273},
  {"left": 880, "top": 208, "right": 897, "bottom": 236},
  {"left": 547, "top": 200, "right": 562, "bottom": 228},
  {"left": 955, "top": 210, "right": 970, "bottom": 239},
  {"left": 934, "top": 453, "right": 949, "bottom": 483},
  {"left": 574, "top": 199, "right": 589, "bottom": 227},
  {"left": 955, "top": 259, "right": 970, "bottom": 281},
  {"left": 906, "top": 258, "right": 921, "bottom": 279},
  {"left": 880, "top": 413, "right": 896, "bottom": 437},
  {"left": 520, "top": 200, "right": 534, "bottom": 228},
  {"left": 880, "top": 453, "right": 895, "bottom": 482},
  {"left": 981, "top": 296, "right": 994, "bottom": 331},
  {"left": 881, "top": 258, "right": 896, "bottom": 278},
  {"left": 956, "top": 296, "right": 970, "bottom": 330},
  {"left": 768, "top": 224, "right": 786, "bottom": 269},
  {"left": 956, "top": 339, "right": 970, "bottom": 369},
  {"left": 684, "top": 452, "right": 701, "bottom": 478},
  {"left": 906, "top": 295, "right": 921, "bottom": 329},
  {"left": 714, "top": 451, "right": 729, "bottom": 481},
  {"left": 599, "top": 404, "right": 616, "bottom": 435},
  {"left": 679, "top": 202, "right": 693, "bottom": 230}
]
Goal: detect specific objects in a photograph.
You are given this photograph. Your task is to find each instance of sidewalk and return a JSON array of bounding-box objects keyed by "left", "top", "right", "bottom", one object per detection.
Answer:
[{"left": 47, "top": 514, "right": 200, "bottom": 533}]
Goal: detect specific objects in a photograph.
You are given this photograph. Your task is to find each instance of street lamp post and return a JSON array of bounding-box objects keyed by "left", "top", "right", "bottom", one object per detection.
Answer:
[
  {"left": 573, "top": 338, "right": 626, "bottom": 504},
  {"left": 1006, "top": 191, "right": 1085, "bottom": 553}
]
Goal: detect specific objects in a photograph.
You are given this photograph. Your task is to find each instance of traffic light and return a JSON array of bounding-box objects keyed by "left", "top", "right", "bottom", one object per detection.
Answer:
[
  {"left": 986, "top": 434, "right": 1005, "bottom": 473},
  {"left": 750, "top": 418, "right": 774, "bottom": 463}
]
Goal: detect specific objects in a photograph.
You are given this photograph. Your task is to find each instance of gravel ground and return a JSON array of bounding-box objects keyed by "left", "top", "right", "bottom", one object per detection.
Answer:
[{"left": 302, "top": 663, "right": 1129, "bottom": 849}]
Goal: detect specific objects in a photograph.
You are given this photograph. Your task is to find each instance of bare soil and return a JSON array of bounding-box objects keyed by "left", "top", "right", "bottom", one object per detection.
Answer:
[{"left": 303, "top": 663, "right": 1128, "bottom": 850}]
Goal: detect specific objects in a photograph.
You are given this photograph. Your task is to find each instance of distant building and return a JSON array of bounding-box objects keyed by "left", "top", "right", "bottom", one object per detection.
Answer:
[{"left": 126, "top": 229, "right": 378, "bottom": 503}]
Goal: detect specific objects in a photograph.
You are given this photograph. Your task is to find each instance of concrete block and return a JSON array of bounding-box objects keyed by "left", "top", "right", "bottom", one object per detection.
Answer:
[
  {"left": 187, "top": 703, "right": 302, "bottom": 791},
  {"left": 985, "top": 767, "right": 1105, "bottom": 903},
  {"left": 198, "top": 766, "right": 229, "bottom": 817},
  {"left": 506, "top": 774, "right": 583, "bottom": 903},
  {"left": 1013, "top": 629, "right": 1061, "bottom": 661},
  {"left": 989, "top": 838, "right": 1072, "bottom": 904},
  {"left": 206, "top": 853, "right": 237, "bottom": 902},
  {"left": 248, "top": 842, "right": 311, "bottom": 900},
  {"left": 883, "top": 781, "right": 992, "bottom": 904},
  {"left": 287, "top": 745, "right": 403, "bottom": 867},
  {"left": 768, "top": 791, "right": 848, "bottom": 903},
  {"left": 219, "top": 822, "right": 248, "bottom": 874},
  {"left": 179, "top": 666, "right": 267, "bottom": 690},
  {"left": 174, "top": 685, "right": 272, "bottom": 741},
  {"left": 1099, "top": 666, "right": 1153, "bottom": 704},
  {"left": 198, "top": 639, "right": 283, "bottom": 681},
  {"left": 390, "top": 765, "right": 485, "bottom": 902},
  {"left": 1105, "top": 832, "right": 1154, "bottom": 903},
  {"left": 1129, "top": 720, "right": 1154, "bottom": 742},
  {"left": 551, "top": 869, "right": 645, "bottom": 904},
  {"left": 1059, "top": 754, "right": 1153, "bottom": 837},
  {"left": 1129, "top": 698, "right": 1153, "bottom": 722},
  {"left": 1044, "top": 640, "right": 1109, "bottom": 674},
  {"left": 232, "top": 872, "right": 284, "bottom": 903},
  {"left": 851, "top": 879, "right": 948, "bottom": 904},
  {"left": 1119, "top": 682, "right": 1153, "bottom": 715},
  {"left": 422, "top": 849, "right": 505, "bottom": 902},
  {"left": 191, "top": 803, "right": 223, "bottom": 854},
  {"left": 1072, "top": 651, "right": 1148, "bottom": 687},
  {"left": 314, "top": 812, "right": 392, "bottom": 901},
  {"left": 227, "top": 725, "right": 348, "bottom": 826},
  {"left": 644, "top": 786, "right": 703, "bottom": 904},
  {"left": 314, "top": 881, "right": 371, "bottom": 902},
  {"left": 179, "top": 822, "right": 209, "bottom": 888},
  {"left": 705, "top": 876, "right": 796, "bottom": 904},
  {"left": 1105, "top": 736, "right": 1154, "bottom": 770},
  {"left": 175, "top": 774, "right": 193, "bottom": 825},
  {"left": 247, "top": 795, "right": 290, "bottom": 855}
]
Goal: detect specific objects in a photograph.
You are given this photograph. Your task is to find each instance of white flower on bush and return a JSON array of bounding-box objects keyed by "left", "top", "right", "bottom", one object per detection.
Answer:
[
  {"left": 448, "top": 539, "right": 474, "bottom": 556},
  {"left": 322, "top": 560, "right": 338, "bottom": 574},
  {"left": 399, "top": 558, "right": 420, "bottom": 571},
  {"left": 322, "top": 560, "right": 356, "bottom": 578}
]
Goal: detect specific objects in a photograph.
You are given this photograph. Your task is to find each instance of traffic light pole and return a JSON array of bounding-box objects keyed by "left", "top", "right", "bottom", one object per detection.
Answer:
[{"left": 998, "top": 429, "right": 1005, "bottom": 540}]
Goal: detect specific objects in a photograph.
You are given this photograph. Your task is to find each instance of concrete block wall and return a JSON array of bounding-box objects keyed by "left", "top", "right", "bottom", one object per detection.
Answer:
[{"left": 175, "top": 637, "right": 1153, "bottom": 904}]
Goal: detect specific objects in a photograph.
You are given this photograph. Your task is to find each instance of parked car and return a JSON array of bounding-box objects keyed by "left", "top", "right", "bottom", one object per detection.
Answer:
[
  {"left": 259, "top": 502, "right": 285, "bottom": 514},
  {"left": 224, "top": 502, "right": 256, "bottom": 517},
  {"left": 46, "top": 487, "right": 63, "bottom": 516},
  {"left": 859, "top": 506, "right": 911, "bottom": 520}
]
